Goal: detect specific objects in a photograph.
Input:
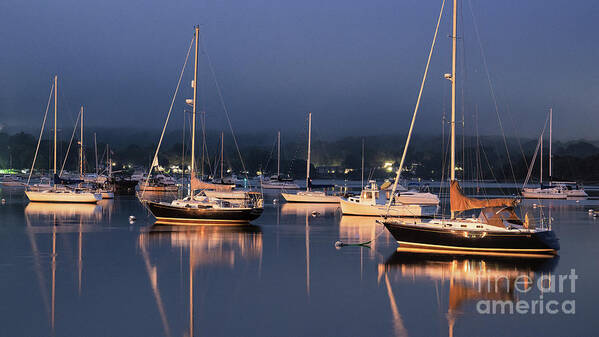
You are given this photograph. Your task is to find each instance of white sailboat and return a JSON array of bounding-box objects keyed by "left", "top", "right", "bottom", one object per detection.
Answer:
[
  {"left": 281, "top": 112, "right": 340, "bottom": 203},
  {"left": 25, "top": 75, "right": 102, "bottom": 203},
  {"left": 522, "top": 108, "right": 587, "bottom": 199},
  {"left": 260, "top": 131, "right": 300, "bottom": 189}
]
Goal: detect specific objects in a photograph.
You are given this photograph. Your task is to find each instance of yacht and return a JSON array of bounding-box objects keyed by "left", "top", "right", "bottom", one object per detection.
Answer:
[
  {"left": 282, "top": 113, "right": 341, "bottom": 203},
  {"left": 141, "top": 26, "right": 264, "bottom": 225},
  {"left": 380, "top": 0, "right": 559, "bottom": 255},
  {"left": 24, "top": 75, "right": 101, "bottom": 203},
  {"left": 522, "top": 108, "right": 587, "bottom": 199},
  {"left": 261, "top": 131, "right": 300, "bottom": 189},
  {"left": 0, "top": 175, "right": 25, "bottom": 187},
  {"left": 340, "top": 180, "right": 438, "bottom": 217}
]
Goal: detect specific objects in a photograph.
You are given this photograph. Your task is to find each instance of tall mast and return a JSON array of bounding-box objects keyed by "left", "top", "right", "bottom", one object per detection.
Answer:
[
  {"left": 80, "top": 106, "right": 84, "bottom": 177},
  {"left": 540, "top": 132, "right": 543, "bottom": 184},
  {"left": 220, "top": 131, "right": 224, "bottom": 180},
  {"left": 549, "top": 108, "right": 553, "bottom": 182},
  {"left": 54, "top": 75, "right": 58, "bottom": 176},
  {"left": 201, "top": 111, "right": 205, "bottom": 178},
  {"left": 190, "top": 25, "right": 199, "bottom": 195},
  {"left": 361, "top": 138, "right": 365, "bottom": 188},
  {"left": 306, "top": 112, "right": 312, "bottom": 191},
  {"left": 450, "top": 0, "right": 457, "bottom": 218},
  {"left": 277, "top": 131, "right": 281, "bottom": 177},
  {"left": 94, "top": 133, "right": 98, "bottom": 175}
]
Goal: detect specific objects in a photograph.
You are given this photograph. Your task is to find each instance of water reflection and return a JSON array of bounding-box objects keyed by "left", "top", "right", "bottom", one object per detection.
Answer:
[
  {"left": 24, "top": 202, "right": 104, "bottom": 333},
  {"left": 137, "top": 224, "right": 263, "bottom": 337},
  {"left": 380, "top": 251, "right": 559, "bottom": 337},
  {"left": 280, "top": 203, "right": 339, "bottom": 217}
]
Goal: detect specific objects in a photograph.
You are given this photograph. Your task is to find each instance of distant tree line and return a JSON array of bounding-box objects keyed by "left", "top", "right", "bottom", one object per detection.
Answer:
[{"left": 2, "top": 130, "right": 599, "bottom": 183}]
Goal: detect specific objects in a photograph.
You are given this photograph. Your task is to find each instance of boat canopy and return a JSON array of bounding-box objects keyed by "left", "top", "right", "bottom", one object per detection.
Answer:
[
  {"left": 478, "top": 207, "right": 523, "bottom": 228},
  {"left": 450, "top": 180, "right": 516, "bottom": 213}
]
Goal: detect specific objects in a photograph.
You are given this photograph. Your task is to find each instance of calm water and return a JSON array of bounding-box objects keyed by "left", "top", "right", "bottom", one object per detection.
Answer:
[{"left": 1, "top": 186, "right": 598, "bottom": 336}]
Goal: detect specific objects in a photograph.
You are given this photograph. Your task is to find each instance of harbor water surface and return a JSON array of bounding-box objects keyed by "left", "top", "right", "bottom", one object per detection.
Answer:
[{"left": 1, "top": 186, "right": 598, "bottom": 336}]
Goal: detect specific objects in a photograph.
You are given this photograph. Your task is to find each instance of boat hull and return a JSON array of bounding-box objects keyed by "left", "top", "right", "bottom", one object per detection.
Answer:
[
  {"left": 522, "top": 189, "right": 566, "bottom": 199},
  {"left": 145, "top": 201, "right": 263, "bottom": 225},
  {"left": 101, "top": 191, "right": 115, "bottom": 199},
  {"left": 137, "top": 184, "right": 179, "bottom": 192},
  {"left": 1, "top": 181, "right": 25, "bottom": 187},
  {"left": 339, "top": 198, "right": 437, "bottom": 217},
  {"left": 261, "top": 182, "right": 300, "bottom": 189},
  {"left": 25, "top": 190, "right": 102, "bottom": 203},
  {"left": 395, "top": 193, "right": 439, "bottom": 205},
  {"left": 382, "top": 221, "right": 559, "bottom": 255},
  {"left": 281, "top": 192, "right": 340, "bottom": 203}
]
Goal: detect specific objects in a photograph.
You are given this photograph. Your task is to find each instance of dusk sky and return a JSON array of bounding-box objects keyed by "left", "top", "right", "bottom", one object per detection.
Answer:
[{"left": 1, "top": 0, "right": 597, "bottom": 140}]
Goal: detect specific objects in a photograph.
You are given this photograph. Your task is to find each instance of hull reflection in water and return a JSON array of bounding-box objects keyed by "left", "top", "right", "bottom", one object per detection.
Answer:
[
  {"left": 380, "top": 250, "right": 559, "bottom": 336},
  {"left": 25, "top": 202, "right": 103, "bottom": 224},
  {"left": 141, "top": 224, "right": 263, "bottom": 265},
  {"left": 137, "top": 224, "right": 263, "bottom": 337},
  {"left": 24, "top": 201, "right": 104, "bottom": 333},
  {"left": 280, "top": 202, "right": 339, "bottom": 217}
]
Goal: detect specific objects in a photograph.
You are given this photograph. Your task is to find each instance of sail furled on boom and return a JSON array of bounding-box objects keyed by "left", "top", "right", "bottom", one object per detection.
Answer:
[
  {"left": 190, "top": 176, "right": 233, "bottom": 191},
  {"left": 450, "top": 180, "right": 516, "bottom": 213}
]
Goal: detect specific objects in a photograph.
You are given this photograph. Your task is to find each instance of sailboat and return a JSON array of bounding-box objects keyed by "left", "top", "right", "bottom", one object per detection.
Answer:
[
  {"left": 281, "top": 112, "right": 340, "bottom": 203},
  {"left": 25, "top": 76, "right": 102, "bottom": 203},
  {"left": 142, "top": 26, "right": 263, "bottom": 225},
  {"left": 260, "top": 131, "right": 300, "bottom": 189},
  {"left": 522, "top": 108, "right": 587, "bottom": 199},
  {"left": 209, "top": 132, "right": 237, "bottom": 188},
  {"left": 76, "top": 106, "right": 114, "bottom": 199},
  {"left": 380, "top": 0, "right": 560, "bottom": 255}
]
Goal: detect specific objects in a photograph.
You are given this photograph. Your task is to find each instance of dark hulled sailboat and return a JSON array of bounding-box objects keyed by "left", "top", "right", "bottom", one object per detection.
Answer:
[
  {"left": 379, "top": 0, "right": 559, "bottom": 256},
  {"left": 141, "top": 26, "right": 263, "bottom": 225}
]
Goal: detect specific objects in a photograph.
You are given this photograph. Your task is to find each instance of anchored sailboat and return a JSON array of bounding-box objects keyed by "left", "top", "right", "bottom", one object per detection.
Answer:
[
  {"left": 522, "top": 108, "right": 587, "bottom": 199},
  {"left": 25, "top": 75, "right": 102, "bottom": 203},
  {"left": 380, "top": 0, "right": 559, "bottom": 255},
  {"left": 142, "top": 26, "right": 263, "bottom": 225},
  {"left": 261, "top": 131, "right": 300, "bottom": 189},
  {"left": 282, "top": 112, "right": 340, "bottom": 203}
]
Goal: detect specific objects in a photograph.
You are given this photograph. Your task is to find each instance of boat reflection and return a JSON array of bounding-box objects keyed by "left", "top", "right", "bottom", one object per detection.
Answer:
[
  {"left": 137, "top": 224, "right": 263, "bottom": 337},
  {"left": 380, "top": 250, "right": 559, "bottom": 337},
  {"left": 280, "top": 202, "right": 339, "bottom": 217},
  {"left": 25, "top": 202, "right": 103, "bottom": 225},
  {"left": 24, "top": 202, "right": 104, "bottom": 333}
]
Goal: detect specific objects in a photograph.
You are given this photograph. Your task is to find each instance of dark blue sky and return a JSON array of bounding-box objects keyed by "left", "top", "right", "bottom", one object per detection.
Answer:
[{"left": 1, "top": 0, "right": 598, "bottom": 139}]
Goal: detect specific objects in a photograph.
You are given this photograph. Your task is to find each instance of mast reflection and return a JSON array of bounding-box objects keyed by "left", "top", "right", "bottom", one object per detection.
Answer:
[
  {"left": 138, "top": 224, "right": 263, "bottom": 337},
  {"left": 380, "top": 250, "right": 559, "bottom": 337},
  {"left": 24, "top": 202, "right": 103, "bottom": 333}
]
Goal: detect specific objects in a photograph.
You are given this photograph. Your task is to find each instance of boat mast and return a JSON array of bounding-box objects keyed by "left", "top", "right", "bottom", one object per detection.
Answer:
[
  {"left": 54, "top": 75, "right": 58, "bottom": 177},
  {"left": 190, "top": 25, "right": 199, "bottom": 196},
  {"left": 540, "top": 132, "right": 543, "bottom": 184},
  {"left": 549, "top": 108, "right": 553, "bottom": 182},
  {"left": 201, "top": 111, "right": 205, "bottom": 179},
  {"left": 450, "top": 0, "right": 457, "bottom": 219},
  {"left": 361, "top": 138, "right": 365, "bottom": 188},
  {"left": 220, "top": 131, "right": 224, "bottom": 180},
  {"left": 80, "top": 106, "right": 84, "bottom": 178},
  {"left": 277, "top": 131, "right": 281, "bottom": 177},
  {"left": 306, "top": 112, "right": 312, "bottom": 191},
  {"left": 94, "top": 133, "right": 98, "bottom": 175}
]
